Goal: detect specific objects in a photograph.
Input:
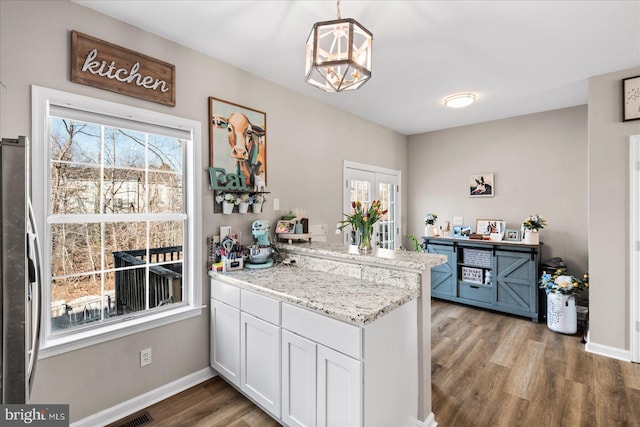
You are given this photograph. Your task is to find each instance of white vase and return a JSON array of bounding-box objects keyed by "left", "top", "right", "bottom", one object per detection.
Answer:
[
  {"left": 252, "top": 203, "right": 262, "bottom": 213},
  {"left": 238, "top": 202, "right": 249, "bottom": 214},
  {"left": 523, "top": 229, "right": 539, "bottom": 244},
  {"left": 222, "top": 201, "right": 233, "bottom": 215},
  {"left": 424, "top": 225, "right": 435, "bottom": 237},
  {"left": 546, "top": 293, "right": 577, "bottom": 334}
]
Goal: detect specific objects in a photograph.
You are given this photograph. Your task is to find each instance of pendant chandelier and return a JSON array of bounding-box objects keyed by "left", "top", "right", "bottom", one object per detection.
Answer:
[{"left": 305, "top": 0, "right": 373, "bottom": 92}]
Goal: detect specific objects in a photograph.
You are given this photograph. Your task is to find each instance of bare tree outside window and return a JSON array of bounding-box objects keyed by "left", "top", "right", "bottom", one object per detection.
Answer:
[{"left": 48, "top": 117, "right": 185, "bottom": 332}]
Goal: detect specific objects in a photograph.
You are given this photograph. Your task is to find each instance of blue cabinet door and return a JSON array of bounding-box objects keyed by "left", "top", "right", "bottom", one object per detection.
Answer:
[
  {"left": 495, "top": 250, "right": 538, "bottom": 320},
  {"left": 427, "top": 243, "right": 456, "bottom": 298}
]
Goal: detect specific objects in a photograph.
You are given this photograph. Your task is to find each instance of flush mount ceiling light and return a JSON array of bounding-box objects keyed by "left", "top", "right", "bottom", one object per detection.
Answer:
[
  {"left": 305, "top": 0, "right": 373, "bottom": 92},
  {"left": 444, "top": 93, "right": 477, "bottom": 108}
]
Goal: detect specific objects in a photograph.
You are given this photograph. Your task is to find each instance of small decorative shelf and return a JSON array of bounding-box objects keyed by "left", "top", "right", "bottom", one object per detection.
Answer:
[
  {"left": 277, "top": 233, "right": 313, "bottom": 244},
  {"left": 213, "top": 190, "right": 270, "bottom": 214}
]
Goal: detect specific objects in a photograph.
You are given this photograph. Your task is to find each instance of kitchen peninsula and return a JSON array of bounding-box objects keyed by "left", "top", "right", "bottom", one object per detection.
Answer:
[{"left": 209, "top": 242, "right": 446, "bottom": 427}]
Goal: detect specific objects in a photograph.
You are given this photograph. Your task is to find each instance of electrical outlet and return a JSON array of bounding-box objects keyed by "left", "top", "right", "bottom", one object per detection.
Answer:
[
  {"left": 273, "top": 198, "right": 280, "bottom": 211},
  {"left": 140, "top": 348, "right": 152, "bottom": 367}
]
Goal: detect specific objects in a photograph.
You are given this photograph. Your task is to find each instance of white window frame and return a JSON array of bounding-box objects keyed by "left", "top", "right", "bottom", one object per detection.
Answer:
[{"left": 32, "top": 86, "right": 203, "bottom": 358}]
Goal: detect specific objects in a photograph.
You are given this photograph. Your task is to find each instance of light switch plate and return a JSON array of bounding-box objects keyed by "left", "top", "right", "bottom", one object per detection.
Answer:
[{"left": 453, "top": 216, "right": 463, "bottom": 226}]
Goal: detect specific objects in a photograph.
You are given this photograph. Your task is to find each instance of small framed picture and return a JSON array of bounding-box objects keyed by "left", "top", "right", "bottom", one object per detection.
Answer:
[
  {"left": 623, "top": 75, "right": 640, "bottom": 122},
  {"left": 469, "top": 173, "right": 494, "bottom": 197},
  {"left": 275, "top": 220, "right": 296, "bottom": 234},
  {"left": 461, "top": 267, "right": 483, "bottom": 284},
  {"left": 475, "top": 219, "right": 504, "bottom": 236},
  {"left": 504, "top": 229, "right": 521, "bottom": 241},
  {"left": 453, "top": 225, "right": 472, "bottom": 239}
]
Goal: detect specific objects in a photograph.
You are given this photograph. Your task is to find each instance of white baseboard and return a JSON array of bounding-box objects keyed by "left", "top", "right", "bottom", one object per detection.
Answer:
[
  {"left": 416, "top": 412, "right": 437, "bottom": 427},
  {"left": 71, "top": 367, "right": 216, "bottom": 427},
  {"left": 585, "top": 341, "right": 631, "bottom": 362}
]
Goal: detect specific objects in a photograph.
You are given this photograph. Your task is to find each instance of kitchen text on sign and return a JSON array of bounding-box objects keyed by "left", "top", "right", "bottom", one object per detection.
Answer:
[{"left": 71, "top": 31, "right": 176, "bottom": 106}]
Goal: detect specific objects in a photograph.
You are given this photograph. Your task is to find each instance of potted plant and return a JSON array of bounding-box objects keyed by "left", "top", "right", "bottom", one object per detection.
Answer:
[
  {"left": 215, "top": 192, "right": 236, "bottom": 214},
  {"left": 522, "top": 213, "right": 546, "bottom": 244},
  {"left": 539, "top": 268, "right": 589, "bottom": 334},
  {"left": 336, "top": 200, "right": 387, "bottom": 253},
  {"left": 237, "top": 193, "right": 251, "bottom": 213},
  {"left": 424, "top": 213, "right": 438, "bottom": 237},
  {"left": 252, "top": 193, "right": 266, "bottom": 213}
]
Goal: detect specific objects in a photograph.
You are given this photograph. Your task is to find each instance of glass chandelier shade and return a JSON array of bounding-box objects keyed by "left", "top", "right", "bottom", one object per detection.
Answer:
[{"left": 305, "top": 18, "right": 373, "bottom": 92}]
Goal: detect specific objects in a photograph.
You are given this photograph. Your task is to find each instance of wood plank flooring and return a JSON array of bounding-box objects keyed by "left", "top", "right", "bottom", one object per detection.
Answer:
[{"left": 111, "top": 299, "right": 640, "bottom": 427}]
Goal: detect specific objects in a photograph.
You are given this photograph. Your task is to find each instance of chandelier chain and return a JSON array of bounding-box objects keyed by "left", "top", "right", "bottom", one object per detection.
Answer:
[{"left": 337, "top": 0, "right": 341, "bottom": 19}]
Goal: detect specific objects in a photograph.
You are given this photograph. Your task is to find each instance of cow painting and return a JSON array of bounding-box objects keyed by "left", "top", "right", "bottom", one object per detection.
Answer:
[{"left": 209, "top": 97, "right": 267, "bottom": 190}]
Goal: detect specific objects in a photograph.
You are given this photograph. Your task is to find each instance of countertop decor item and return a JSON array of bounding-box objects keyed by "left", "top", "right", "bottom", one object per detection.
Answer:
[
  {"left": 337, "top": 200, "right": 387, "bottom": 253},
  {"left": 424, "top": 213, "right": 438, "bottom": 237},
  {"left": 540, "top": 268, "right": 589, "bottom": 334},
  {"left": 522, "top": 213, "right": 546, "bottom": 244}
]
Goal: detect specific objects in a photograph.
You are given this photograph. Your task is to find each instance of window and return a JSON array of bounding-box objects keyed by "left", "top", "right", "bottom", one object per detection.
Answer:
[{"left": 32, "top": 86, "right": 202, "bottom": 356}]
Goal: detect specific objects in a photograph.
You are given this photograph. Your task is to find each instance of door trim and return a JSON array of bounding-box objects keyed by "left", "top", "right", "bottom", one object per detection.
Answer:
[{"left": 630, "top": 135, "right": 640, "bottom": 362}]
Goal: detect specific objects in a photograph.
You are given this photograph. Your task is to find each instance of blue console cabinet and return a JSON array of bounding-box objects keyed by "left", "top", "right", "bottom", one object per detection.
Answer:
[{"left": 424, "top": 237, "right": 541, "bottom": 322}]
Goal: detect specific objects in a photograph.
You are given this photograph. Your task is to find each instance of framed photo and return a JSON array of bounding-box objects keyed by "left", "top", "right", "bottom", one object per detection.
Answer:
[
  {"left": 461, "top": 267, "right": 483, "bottom": 284},
  {"left": 623, "top": 75, "right": 640, "bottom": 122},
  {"left": 475, "top": 219, "right": 504, "bottom": 236},
  {"left": 453, "top": 225, "right": 472, "bottom": 239},
  {"left": 504, "top": 229, "right": 521, "bottom": 241},
  {"left": 275, "top": 220, "right": 296, "bottom": 234},
  {"left": 469, "top": 173, "right": 494, "bottom": 197},
  {"left": 209, "top": 97, "right": 267, "bottom": 190}
]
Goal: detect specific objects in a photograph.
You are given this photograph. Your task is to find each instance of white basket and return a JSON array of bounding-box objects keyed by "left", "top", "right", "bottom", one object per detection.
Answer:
[{"left": 546, "top": 293, "right": 577, "bottom": 334}]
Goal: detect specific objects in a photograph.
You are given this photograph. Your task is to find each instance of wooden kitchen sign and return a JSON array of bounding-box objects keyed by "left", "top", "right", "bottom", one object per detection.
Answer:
[{"left": 71, "top": 31, "right": 176, "bottom": 106}]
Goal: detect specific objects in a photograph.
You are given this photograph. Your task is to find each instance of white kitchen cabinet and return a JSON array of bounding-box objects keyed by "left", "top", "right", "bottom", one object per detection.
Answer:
[
  {"left": 317, "top": 344, "right": 362, "bottom": 427},
  {"left": 210, "top": 298, "right": 240, "bottom": 387},
  {"left": 282, "top": 330, "right": 317, "bottom": 427},
  {"left": 240, "top": 311, "right": 281, "bottom": 418}
]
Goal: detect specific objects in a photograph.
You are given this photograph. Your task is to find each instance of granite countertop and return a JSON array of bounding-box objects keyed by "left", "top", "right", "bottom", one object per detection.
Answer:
[
  {"left": 275, "top": 241, "right": 446, "bottom": 271},
  {"left": 209, "top": 266, "right": 420, "bottom": 326}
]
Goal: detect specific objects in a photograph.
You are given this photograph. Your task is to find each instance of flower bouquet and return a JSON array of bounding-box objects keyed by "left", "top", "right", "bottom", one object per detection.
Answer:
[
  {"left": 336, "top": 200, "right": 387, "bottom": 252},
  {"left": 424, "top": 213, "right": 438, "bottom": 237},
  {"left": 522, "top": 213, "right": 546, "bottom": 244},
  {"left": 539, "top": 267, "right": 589, "bottom": 296}
]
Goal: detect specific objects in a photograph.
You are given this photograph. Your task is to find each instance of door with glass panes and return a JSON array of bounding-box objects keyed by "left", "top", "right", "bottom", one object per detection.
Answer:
[{"left": 343, "top": 162, "right": 401, "bottom": 250}]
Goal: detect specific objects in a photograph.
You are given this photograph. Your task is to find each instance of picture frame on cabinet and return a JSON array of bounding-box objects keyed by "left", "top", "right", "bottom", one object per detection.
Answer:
[
  {"left": 275, "top": 220, "right": 296, "bottom": 234},
  {"left": 475, "top": 219, "right": 504, "bottom": 236},
  {"left": 453, "top": 225, "right": 472, "bottom": 238},
  {"left": 209, "top": 97, "right": 267, "bottom": 189},
  {"left": 469, "top": 173, "right": 494, "bottom": 197},
  {"left": 504, "top": 229, "right": 521, "bottom": 241},
  {"left": 623, "top": 75, "right": 640, "bottom": 121}
]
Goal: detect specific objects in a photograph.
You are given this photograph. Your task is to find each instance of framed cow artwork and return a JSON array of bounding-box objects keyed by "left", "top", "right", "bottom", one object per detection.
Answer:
[{"left": 209, "top": 97, "right": 267, "bottom": 191}]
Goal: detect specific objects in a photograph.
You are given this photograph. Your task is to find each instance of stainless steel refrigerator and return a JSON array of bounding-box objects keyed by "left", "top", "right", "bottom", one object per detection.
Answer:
[{"left": 0, "top": 136, "right": 42, "bottom": 404}]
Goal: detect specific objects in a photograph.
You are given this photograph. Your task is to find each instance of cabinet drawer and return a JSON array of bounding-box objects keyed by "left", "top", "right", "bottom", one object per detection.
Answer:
[
  {"left": 241, "top": 289, "right": 280, "bottom": 325},
  {"left": 211, "top": 279, "right": 240, "bottom": 308},
  {"left": 282, "top": 303, "right": 362, "bottom": 359},
  {"left": 458, "top": 282, "right": 492, "bottom": 304}
]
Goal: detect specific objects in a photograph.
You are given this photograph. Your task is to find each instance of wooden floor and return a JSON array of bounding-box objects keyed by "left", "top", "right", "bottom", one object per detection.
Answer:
[{"left": 112, "top": 299, "right": 640, "bottom": 427}]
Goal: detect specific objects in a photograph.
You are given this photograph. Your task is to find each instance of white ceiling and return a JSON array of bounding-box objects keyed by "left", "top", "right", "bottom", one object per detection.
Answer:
[{"left": 74, "top": 0, "right": 640, "bottom": 136}]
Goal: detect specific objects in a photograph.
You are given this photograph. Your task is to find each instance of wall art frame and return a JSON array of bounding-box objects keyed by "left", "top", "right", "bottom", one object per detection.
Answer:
[
  {"left": 469, "top": 173, "right": 494, "bottom": 197},
  {"left": 504, "top": 229, "right": 521, "bottom": 241},
  {"left": 623, "top": 75, "right": 640, "bottom": 122},
  {"left": 475, "top": 219, "right": 504, "bottom": 236},
  {"left": 209, "top": 96, "right": 267, "bottom": 190}
]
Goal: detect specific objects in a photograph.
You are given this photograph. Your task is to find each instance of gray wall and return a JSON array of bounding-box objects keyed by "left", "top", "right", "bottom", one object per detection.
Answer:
[
  {"left": 588, "top": 67, "right": 640, "bottom": 352},
  {"left": 0, "top": 0, "right": 407, "bottom": 421},
  {"left": 407, "top": 106, "right": 589, "bottom": 275}
]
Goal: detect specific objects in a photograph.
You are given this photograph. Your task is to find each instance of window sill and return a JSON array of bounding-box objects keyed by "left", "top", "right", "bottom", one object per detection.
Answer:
[{"left": 38, "top": 305, "right": 204, "bottom": 359}]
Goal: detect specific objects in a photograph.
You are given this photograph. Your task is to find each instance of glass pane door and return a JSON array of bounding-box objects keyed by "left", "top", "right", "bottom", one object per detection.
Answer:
[{"left": 343, "top": 164, "right": 401, "bottom": 249}]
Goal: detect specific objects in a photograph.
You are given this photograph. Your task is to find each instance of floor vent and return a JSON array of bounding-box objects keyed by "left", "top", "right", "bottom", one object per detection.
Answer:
[{"left": 113, "top": 411, "right": 153, "bottom": 427}]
